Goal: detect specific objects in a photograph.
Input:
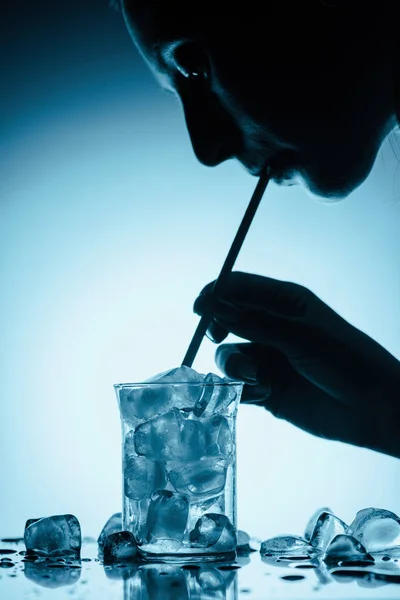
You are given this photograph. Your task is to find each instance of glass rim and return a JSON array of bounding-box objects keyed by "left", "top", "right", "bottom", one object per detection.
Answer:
[{"left": 114, "top": 380, "right": 244, "bottom": 389}]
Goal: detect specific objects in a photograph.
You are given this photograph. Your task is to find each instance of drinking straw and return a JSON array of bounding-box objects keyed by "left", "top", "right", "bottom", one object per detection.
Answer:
[{"left": 181, "top": 166, "right": 271, "bottom": 368}]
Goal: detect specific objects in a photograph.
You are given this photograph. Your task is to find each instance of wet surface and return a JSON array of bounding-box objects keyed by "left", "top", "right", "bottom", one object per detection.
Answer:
[{"left": 0, "top": 537, "right": 400, "bottom": 599}]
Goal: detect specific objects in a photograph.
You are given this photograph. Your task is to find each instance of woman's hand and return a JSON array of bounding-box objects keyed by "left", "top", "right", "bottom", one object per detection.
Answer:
[{"left": 194, "top": 271, "right": 400, "bottom": 459}]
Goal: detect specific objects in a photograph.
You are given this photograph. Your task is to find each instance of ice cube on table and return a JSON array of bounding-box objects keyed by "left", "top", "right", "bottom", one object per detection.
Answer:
[
  {"left": 259, "top": 535, "right": 314, "bottom": 558},
  {"left": 203, "top": 415, "right": 233, "bottom": 459},
  {"left": 98, "top": 513, "right": 122, "bottom": 549},
  {"left": 24, "top": 514, "right": 81, "bottom": 558},
  {"left": 237, "top": 530, "right": 255, "bottom": 554},
  {"left": 103, "top": 531, "right": 138, "bottom": 563},
  {"left": 325, "top": 534, "right": 373, "bottom": 564},
  {"left": 124, "top": 456, "right": 166, "bottom": 501},
  {"left": 189, "top": 513, "right": 236, "bottom": 551},
  {"left": 304, "top": 507, "right": 334, "bottom": 541},
  {"left": 349, "top": 508, "right": 400, "bottom": 553},
  {"left": 168, "top": 458, "right": 227, "bottom": 498},
  {"left": 309, "top": 511, "right": 348, "bottom": 551},
  {"left": 146, "top": 490, "right": 189, "bottom": 545},
  {"left": 194, "top": 373, "right": 237, "bottom": 417}
]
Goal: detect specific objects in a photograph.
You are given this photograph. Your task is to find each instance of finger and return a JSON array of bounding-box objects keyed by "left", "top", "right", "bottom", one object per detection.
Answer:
[
  {"left": 205, "top": 321, "right": 229, "bottom": 344},
  {"left": 196, "top": 271, "right": 309, "bottom": 318},
  {"left": 216, "top": 342, "right": 376, "bottom": 450}
]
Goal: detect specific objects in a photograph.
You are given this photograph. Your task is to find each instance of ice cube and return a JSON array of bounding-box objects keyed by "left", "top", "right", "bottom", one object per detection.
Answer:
[
  {"left": 168, "top": 458, "right": 227, "bottom": 498},
  {"left": 237, "top": 530, "right": 255, "bottom": 555},
  {"left": 304, "top": 507, "right": 334, "bottom": 541},
  {"left": 24, "top": 514, "right": 81, "bottom": 558},
  {"left": 146, "top": 490, "right": 189, "bottom": 544},
  {"left": 134, "top": 409, "right": 207, "bottom": 462},
  {"left": 147, "top": 366, "right": 204, "bottom": 384},
  {"left": 119, "top": 386, "right": 174, "bottom": 423},
  {"left": 103, "top": 531, "right": 138, "bottom": 563},
  {"left": 259, "top": 535, "right": 313, "bottom": 558},
  {"left": 24, "top": 561, "right": 81, "bottom": 588},
  {"left": 189, "top": 513, "right": 236, "bottom": 551},
  {"left": 124, "top": 456, "right": 166, "bottom": 501},
  {"left": 309, "top": 512, "right": 348, "bottom": 551},
  {"left": 203, "top": 415, "right": 233, "bottom": 459},
  {"left": 349, "top": 508, "right": 400, "bottom": 553},
  {"left": 325, "top": 534, "right": 373, "bottom": 564},
  {"left": 194, "top": 373, "right": 237, "bottom": 417},
  {"left": 134, "top": 409, "right": 182, "bottom": 460},
  {"left": 98, "top": 513, "right": 122, "bottom": 549}
]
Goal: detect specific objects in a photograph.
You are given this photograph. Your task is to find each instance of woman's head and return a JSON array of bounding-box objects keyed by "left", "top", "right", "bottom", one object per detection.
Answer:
[{"left": 122, "top": 0, "right": 399, "bottom": 199}]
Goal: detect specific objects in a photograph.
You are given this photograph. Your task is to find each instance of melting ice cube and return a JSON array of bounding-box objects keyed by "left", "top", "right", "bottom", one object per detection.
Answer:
[
  {"left": 304, "top": 507, "right": 334, "bottom": 541},
  {"left": 349, "top": 508, "right": 400, "bottom": 553},
  {"left": 146, "top": 490, "right": 189, "bottom": 544},
  {"left": 309, "top": 512, "right": 348, "bottom": 551},
  {"left": 325, "top": 534, "right": 373, "bottom": 564},
  {"left": 103, "top": 531, "right": 138, "bottom": 563},
  {"left": 24, "top": 514, "right": 81, "bottom": 558},
  {"left": 168, "top": 458, "right": 227, "bottom": 498},
  {"left": 98, "top": 513, "right": 122, "bottom": 549},
  {"left": 124, "top": 456, "right": 166, "bottom": 501},
  {"left": 259, "top": 535, "right": 313, "bottom": 558},
  {"left": 189, "top": 513, "right": 236, "bottom": 551}
]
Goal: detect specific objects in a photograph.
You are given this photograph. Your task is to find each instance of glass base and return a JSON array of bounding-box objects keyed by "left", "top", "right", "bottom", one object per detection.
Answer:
[{"left": 138, "top": 549, "right": 237, "bottom": 564}]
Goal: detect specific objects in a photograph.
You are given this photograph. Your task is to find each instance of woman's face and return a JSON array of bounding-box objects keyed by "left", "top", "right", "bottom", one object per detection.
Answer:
[{"left": 122, "top": 1, "right": 397, "bottom": 199}]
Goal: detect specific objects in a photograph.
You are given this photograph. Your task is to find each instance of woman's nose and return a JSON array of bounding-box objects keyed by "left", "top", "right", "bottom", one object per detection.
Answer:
[{"left": 182, "top": 92, "right": 242, "bottom": 168}]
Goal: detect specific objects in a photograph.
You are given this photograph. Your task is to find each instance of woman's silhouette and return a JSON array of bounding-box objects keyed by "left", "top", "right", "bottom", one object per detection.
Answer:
[{"left": 120, "top": 0, "right": 400, "bottom": 459}]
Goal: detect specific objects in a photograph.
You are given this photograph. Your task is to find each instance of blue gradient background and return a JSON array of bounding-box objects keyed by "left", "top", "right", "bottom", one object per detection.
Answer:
[{"left": 1, "top": 1, "right": 400, "bottom": 542}]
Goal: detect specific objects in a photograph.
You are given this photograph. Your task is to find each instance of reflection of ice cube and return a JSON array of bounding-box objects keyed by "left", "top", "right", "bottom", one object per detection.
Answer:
[
  {"left": 146, "top": 490, "right": 189, "bottom": 544},
  {"left": 24, "top": 514, "right": 81, "bottom": 558},
  {"left": 203, "top": 415, "right": 233, "bottom": 458},
  {"left": 168, "top": 458, "right": 227, "bottom": 498},
  {"left": 24, "top": 561, "right": 81, "bottom": 588},
  {"left": 349, "top": 508, "right": 400, "bottom": 553},
  {"left": 124, "top": 456, "right": 166, "bottom": 501},
  {"left": 98, "top": 513, "right": 122, "bottom": 549},
  {"left": 194, "top": 373, "right": 237, "bottom": 417},
  {"left": 325, "top": 534, "right": 372, "bottom": 564},
  {"left": 189, "top": 513, "right": 236, "bottom": 551},
  {"left": 304, "top": 507, "right": 334, "bottom": 541},
  {"left": 103, "top": 531, "right": 138, "bottom": 563},
  {"left": 260, "top": 535, "right": 313, "bottom": 558},
  {"left": 142, "top": 565, "right": 189, "bottom": 600},
  {"left": 309, "top": 512, "right": 348, "bottom": 551},
  {"left": 196, "top": 568, "right": 226, "bottom": 600},
  {"left": 134, "top": 410, "right": 206, "bottom": 461},
  {"left": 119, "top": 386, "right": 173, "bottom": 423}
]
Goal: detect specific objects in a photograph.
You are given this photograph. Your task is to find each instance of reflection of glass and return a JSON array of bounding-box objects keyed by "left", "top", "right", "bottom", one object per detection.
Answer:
[
  {"left": 123, "top": 564, "right": 238, "bottom": 600},
  {"left": 115, "top": 381, "right": 242, "bottom": 562}
]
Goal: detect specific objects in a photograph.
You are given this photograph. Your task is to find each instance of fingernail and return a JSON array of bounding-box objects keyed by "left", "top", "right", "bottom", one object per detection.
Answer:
[
  {"left": 214, "top": 300, "right": 241, "bottom": 324},
  {"left": 234, "top": 354, "right": 260, "bottom": 384},
  {"left": 205, "top": 321, "right": 228, "bottom": 344}
]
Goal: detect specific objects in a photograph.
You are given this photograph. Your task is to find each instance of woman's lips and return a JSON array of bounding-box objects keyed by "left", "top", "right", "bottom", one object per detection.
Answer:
[{"left": 268, "top": 150, "right": 300, "bottom": 183}]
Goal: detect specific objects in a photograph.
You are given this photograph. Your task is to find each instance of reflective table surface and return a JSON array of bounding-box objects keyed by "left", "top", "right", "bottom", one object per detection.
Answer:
[{"left": 1, "top": 536, "right": 400, "bottom": 600}]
